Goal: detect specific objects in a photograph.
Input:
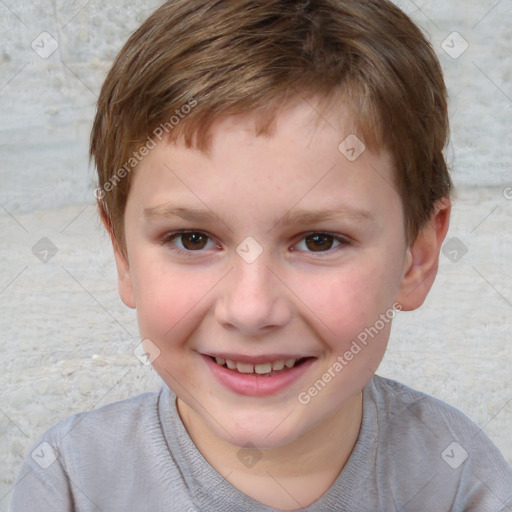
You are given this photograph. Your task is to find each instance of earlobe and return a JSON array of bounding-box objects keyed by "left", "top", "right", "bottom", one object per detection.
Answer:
[
  {"left": 397, "top": 198, "right": 451, "bottom": 311},
  {"left": 112, "top": 238, "right": 136, "bottom": 310}
]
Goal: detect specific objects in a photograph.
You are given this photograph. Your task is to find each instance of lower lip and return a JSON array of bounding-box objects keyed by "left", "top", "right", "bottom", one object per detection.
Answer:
[{"left": 202, "top": 355, "right": 315, "bottom": 397}]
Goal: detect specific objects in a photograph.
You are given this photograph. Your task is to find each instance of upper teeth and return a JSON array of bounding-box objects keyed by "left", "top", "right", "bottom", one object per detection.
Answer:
[{"left": 214, "top": 357, "right": 298, "bottom": 375}]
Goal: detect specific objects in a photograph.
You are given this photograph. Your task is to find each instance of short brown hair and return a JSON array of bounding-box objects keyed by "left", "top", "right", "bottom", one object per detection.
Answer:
[{"left": 90, "top": 0, "right": 452, "bottom": 255}]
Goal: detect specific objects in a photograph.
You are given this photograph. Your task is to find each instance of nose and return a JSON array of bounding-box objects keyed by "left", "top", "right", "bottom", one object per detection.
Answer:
[{"left": 214, "top": 256, "right": 292, "bottom": 336}]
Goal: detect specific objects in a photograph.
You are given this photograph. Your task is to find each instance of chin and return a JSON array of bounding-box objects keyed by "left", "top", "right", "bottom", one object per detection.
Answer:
[{"left": 216, "top": 409, "right": 314, "bottom": 450}]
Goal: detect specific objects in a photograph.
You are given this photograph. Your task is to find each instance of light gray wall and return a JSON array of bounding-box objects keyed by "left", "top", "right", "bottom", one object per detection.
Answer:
[{"left": 0, "top": 0, "right": 511, "bottom": 214}]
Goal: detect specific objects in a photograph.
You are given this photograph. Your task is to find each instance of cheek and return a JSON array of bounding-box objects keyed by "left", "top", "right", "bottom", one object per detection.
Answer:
[
  {"left": 131, "top": 256, "right": 213, "bottom": 342},
  {"left": 295, "top": 258, "right": 400, "bottom": 346},
  {"left": 131, "top": 262, "right": 214, "bottom": 384}
]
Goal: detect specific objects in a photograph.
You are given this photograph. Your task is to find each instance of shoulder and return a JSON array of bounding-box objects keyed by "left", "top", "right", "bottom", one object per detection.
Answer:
[
  {"left": 367, "top": 373, "right": 505, "bottom": 457},
  {"left": 369, "top": 373, "right": 477, "bottom": 426},
  {"left": 8, "top": 390, "right": 167, "bottom": 512},
  {"left": 50, "top": 389, "right": 160, "bottom": 437},
  {"left": 368, "top": 374, "right": 502, "bottom": 446},
  {"left": 37, "top": 389, "right": 164, "bottom": 463},
  {"left": 365, "top": 375, "right": 512, "bottom": 510}
]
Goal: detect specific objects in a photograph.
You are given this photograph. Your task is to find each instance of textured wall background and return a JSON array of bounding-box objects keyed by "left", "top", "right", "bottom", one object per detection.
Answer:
[{"left": 1, "top": 0, "right": 511, "bottom": 509}]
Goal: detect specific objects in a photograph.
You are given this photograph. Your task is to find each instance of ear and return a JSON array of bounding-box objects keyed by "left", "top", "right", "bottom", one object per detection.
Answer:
[
  {"left": 397, "top": 198, "right": 451, "bottom": 311},
  {"left": 100, "top": 217, "right": 136, "bottom": 310},
  {"left": 112, "top": 240, "right": 136, "bottom": 309}
]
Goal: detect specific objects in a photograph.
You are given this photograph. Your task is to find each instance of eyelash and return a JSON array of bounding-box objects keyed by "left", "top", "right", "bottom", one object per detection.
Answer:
[{"left": 160, "top": 230, "right": 350, "bottom": 256}]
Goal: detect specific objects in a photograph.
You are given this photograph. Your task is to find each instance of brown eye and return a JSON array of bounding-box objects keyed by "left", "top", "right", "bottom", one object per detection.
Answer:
[
  {"left": 162, "top": 230, "right": 218, "bottom": 255},
  {"left": 179, "top": 232, "right": 209, "bottom": 250},
  {"left": 304, "top": 233, "right": 335, "bottom": 252},
  {"left": 294, "top": 232, "right": 348, "bottom": 253}
]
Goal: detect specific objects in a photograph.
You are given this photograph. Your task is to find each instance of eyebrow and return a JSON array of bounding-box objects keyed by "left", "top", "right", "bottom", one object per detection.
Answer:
[
  {"left": 144, "top": 204, "right": 223, "bottom": 223},
  {"left": 276, "top": 205, "right": 374, "bottom": 227},
  {"left": 143, "top": 203, "right": 374, "bottom": 227}
]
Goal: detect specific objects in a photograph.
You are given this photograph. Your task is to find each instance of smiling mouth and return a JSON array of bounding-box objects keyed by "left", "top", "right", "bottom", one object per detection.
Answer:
[{"left": 209, "top": 356, "right": 310, "bottom": 376}]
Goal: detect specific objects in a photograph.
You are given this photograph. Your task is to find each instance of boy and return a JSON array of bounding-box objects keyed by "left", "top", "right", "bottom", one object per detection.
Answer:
[{"left": 9, "top": 0, "right": 512, "bottom": 510}]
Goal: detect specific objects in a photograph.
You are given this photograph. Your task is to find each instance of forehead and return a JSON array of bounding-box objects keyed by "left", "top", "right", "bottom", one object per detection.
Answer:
[{"left": 127, "top": 99, "right": 400, "bottom": 231}]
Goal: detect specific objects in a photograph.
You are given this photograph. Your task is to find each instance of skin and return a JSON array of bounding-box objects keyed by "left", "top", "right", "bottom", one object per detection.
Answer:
[{"left": 110, "top": 97, "right": 450, "bottom": 510}]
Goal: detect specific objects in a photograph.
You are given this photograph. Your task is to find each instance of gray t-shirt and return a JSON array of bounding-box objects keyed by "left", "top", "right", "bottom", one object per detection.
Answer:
[{"left": 8, "top": 375, "right": 512, "bottom": 511}]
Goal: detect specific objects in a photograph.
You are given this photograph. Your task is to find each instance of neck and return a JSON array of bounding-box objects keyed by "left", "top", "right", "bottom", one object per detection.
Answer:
[{"left": 177, "top": 392, "right": 363, "bottom": 509}]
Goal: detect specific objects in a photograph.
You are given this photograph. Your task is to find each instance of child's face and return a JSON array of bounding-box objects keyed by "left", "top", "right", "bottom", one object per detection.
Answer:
[{"left": 116, "top": 99, "right": 413, "bottom": 449}]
